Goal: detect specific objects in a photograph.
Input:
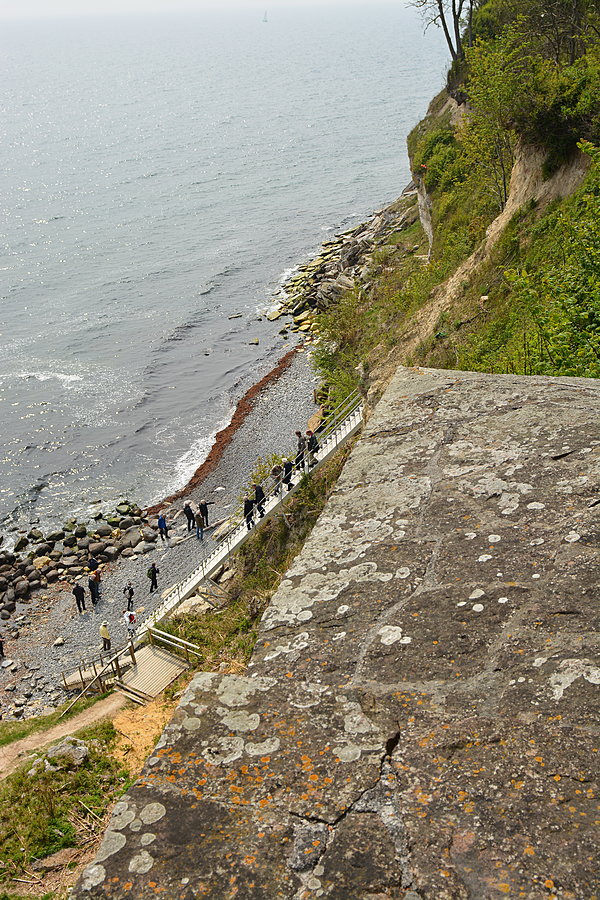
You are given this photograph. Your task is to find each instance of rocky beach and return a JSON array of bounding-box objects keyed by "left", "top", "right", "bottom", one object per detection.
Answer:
[{"left": 0, "top": 346, "right": 320, "bottom": 720}]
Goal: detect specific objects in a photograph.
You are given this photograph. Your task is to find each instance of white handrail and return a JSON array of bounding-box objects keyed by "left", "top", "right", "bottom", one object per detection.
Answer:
[{"left": 139, "top": 395, "right": 363, "bottom": 632}]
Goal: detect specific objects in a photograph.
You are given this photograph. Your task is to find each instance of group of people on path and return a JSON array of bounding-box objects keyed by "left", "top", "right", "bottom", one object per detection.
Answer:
[
  {"left": 244, "top": 428, "right": 321, "bottom": 530},
  {"left": 158, "top": 499, "right": 213, "bottom": 544}
]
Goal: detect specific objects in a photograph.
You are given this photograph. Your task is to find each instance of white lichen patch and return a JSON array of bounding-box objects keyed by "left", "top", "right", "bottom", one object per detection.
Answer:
[
  {"left": 498, "top": 597, "right": 509, "bottom": 604},
  {"left": 128, "top": 850, "right": 155, "bottom": 875},
  {"left": 488, "top": 534, "right": 501, "bottom": 543},
  {"left": 533, "top": 657, "right": 548, "bottom": 668},
  {"left": 111, "top": 801, "right": 136, "bottom": 832},
  {"left": 530, "top": 538, "right": 545, "bottom": 546},
  {"left": 202, "top": 737, "right": 245, "bottom": 766},
  {"left": 378, "top": 625, "right": 411, "bottom": 646},
  {"left": 245, "top": 737, "right": 280, "bottom": 756},
  {"left": 478, "top": 555, "right": 492, "bottom": 562},
  {"left": 335, "top": 744, "right": 362, "bottom": 762},
  {"left": 216, "top": 675, "right": 276, "bottom": 708},
  {"left": 80, "top": 864, "right": 106, "bottom": 891},
  {"left": 564, "top": 531, "right": 581, "bottom": 543},
  {"left": 181, "top": 717, "right": 202, "bottom": 732},
  {"left": 264, "top": 632, "right": 310, "bottom": 662},
  {"left": 548, "top": 659, "right": 600, "bottom": 700},
  {"left": 464, "top": 532, "right": 477, "bottom": 540},
  {"left": 472, "top": 603, "right": 485, "bottom": 612},
  {"left": 395, "top": 566, "right": 411, "bottom": 579},
  {"left": 469, "top": 589, "right": 485, "bottom": 600},
  {"left": 337, "top": 605, "right": 349, "bottom": 616},
  {"left": 527, "top": 502, "right": 546, "bottom": 510},
  {"left": 140, "top": 833, "right": 156, "bottom": 847},
  {"left": 95, "top": 830, "right": 127, "bottom": 863},
  {"left": 139, "top": 803, "right": 166, "bottom": 826},
  {"left": 217, "top": 709, "right": 260, "bottom": 732},
  {"left": 343, "top": 704, "right": 377, "bottom": 735},
  {"left": 332, "top": 631, "right": 346, "bottom": 641}
]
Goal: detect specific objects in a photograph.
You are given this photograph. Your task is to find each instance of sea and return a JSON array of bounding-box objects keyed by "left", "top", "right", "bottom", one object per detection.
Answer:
[{"left": 0, "top": 2, "right": 447, "bottom": 535}]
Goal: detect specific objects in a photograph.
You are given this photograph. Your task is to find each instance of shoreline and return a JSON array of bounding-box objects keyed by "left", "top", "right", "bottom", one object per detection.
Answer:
[{"left": 146, "top": 345, "right": 303, "bottom": 515}]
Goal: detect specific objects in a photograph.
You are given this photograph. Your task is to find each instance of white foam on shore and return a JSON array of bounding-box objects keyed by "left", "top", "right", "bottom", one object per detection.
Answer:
[{"left": 155, "top": 410, "right": 235, "bottom": 502}]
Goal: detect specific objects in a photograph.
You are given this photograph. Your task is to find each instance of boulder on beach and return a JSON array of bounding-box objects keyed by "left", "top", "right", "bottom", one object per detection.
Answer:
[
  {"left": 95, "top": 524, "right": 113, "bottom": 538},
  {"left": 118, "top": 526, "right": 142, "bottom": 550}
]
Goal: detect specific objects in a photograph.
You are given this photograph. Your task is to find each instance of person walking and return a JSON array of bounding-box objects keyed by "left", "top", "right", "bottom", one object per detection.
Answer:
[
  {"left": 306, "top": 429, "right": 320, "bottom": 468},
  {"left": 123, "top": 581, "right": 134, "bottom": 611},
  {"left": 195, "top": 508, "right": 205, "bottom": 541},
  {"left": 183, "top": 503, "right": 195, "bottom": 532},
  {"left": 99, "top": 622, "right": 111, "bottom": 652},
  {"left": 243, "top": 494, "right": 255, "bottom": 531},
  {"left": 147, "top": 562, "right": 159, "bottom": 593},
  {"left": 199, "top": 499, "right": 213, "bottom": 527},
  {"left": 0, "top": 635, "right": 4, "bottom": 658},
  {"left": 88, "top": 570, "right": 101, "bottom": 606},
  {"left": 294, "top": 430, "right": 307, "bottom": 472},
  {"left": 253, "top": 483, "right": 266, "bottom": 518},
  {"left": 123, "top": 609, "right": 137, "bottom": 640},
  {"left": 72, "top": 581, "right": 86, "bottom": 613},
  {"left": 271, "top": 461, "right": 283, "bottom": 495},
  {"left": 157, "top": 513, "right": 169, "bottom": 542},
  {"left": 282, "top": 458, "right": 293, "bottom": 491},
  {"left": 88, "top": 573, "right": 99, "bottom": 606}
]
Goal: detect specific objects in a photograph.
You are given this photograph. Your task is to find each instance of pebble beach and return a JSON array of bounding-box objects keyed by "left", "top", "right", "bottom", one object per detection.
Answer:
[{"left": 0, "top": 346, "right": 319, "bottom": 719}]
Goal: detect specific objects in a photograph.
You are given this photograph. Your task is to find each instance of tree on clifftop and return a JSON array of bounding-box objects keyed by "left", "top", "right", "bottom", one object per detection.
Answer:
[{"left": 410, "top": 0, "right": 483, "bottom": 60}]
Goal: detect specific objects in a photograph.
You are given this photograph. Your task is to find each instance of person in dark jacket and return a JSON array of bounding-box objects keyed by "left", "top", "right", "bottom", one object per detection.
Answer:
[
  {"left": 243, "top": 495, "right": 255, "bottom": 531},
  {"left": 253, "top": 483, "right": 266, "bottom": 518},
  {"left": 282, "top": 458, "right": 293, "bottom": 491},
  {"left": 157, "top": 513, "right": 169, "bottom": 541},
  {"left": 306, "top": 430, "right": 320, "bottom": 467},
  {"left": 183, "top": 503, "right": 195, "bottom": 532},
  {"left": 195, "top": 509, "right": 205, "bottom": 541},
  {"left": 88, "top": 573, "right": 100, "bottom": 606},
  {"left": 123, "top": 581, "right": 135, "bottom": 611},
  {"left": 0, "top": 635, "right": 4, "bottom": 658},
  {"left": 147, "top": 562, "right": 159, "bottom": 593},
  {"left": 199, "top": 500, "right": 213, "bottom": 527},
  {"left": 73, "top": 581, "right": 86, "bottom": 613},
  {"left": 294, "top": 430, "right": 307, "bottom": 472},
  {"left": 271, "top": 462, "right": 283, "bottom": 494}
]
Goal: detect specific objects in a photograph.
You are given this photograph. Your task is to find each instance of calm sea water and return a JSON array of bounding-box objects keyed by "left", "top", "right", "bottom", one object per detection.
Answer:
[{"left": 0, "top": 4, "right": 447, "bottom": 532}]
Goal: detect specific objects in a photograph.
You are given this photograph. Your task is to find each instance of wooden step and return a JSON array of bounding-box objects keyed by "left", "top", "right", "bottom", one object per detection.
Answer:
[{"left": 114, "top": 681, "right": 152, "bottom": 705}]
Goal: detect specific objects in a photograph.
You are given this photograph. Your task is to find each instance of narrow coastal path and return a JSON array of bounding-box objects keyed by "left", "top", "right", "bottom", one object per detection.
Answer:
[{"left": 0, "top": 693, "right": 127, "bottom": 780}]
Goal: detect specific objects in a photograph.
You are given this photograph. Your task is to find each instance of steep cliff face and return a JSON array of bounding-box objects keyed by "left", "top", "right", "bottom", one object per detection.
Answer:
[
  {"left": 73, "top": 366, "right": 600, "bottom": 899},
  {"left": 401, "top": 135, "right": 591, "bottom": 363}
]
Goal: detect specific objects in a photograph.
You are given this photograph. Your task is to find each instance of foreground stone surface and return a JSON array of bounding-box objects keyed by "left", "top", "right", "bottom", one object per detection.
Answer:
[{"left": 74, "top": 367, "right": 599, "bottom": 899}]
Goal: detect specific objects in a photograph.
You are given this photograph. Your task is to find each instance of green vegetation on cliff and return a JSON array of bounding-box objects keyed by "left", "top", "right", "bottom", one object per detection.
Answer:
[{"left": 312, "top": 0, "right": 600, "bottom": 393}]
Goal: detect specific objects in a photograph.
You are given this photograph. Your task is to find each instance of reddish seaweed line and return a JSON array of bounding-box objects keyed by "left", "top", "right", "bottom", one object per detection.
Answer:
[{"left": 146, "top": 346, "right": 302, "bottom": 515}]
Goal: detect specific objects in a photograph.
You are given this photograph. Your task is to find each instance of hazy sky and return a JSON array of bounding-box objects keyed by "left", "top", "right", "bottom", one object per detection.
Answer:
[{"left": 0, "top": 0, "right": 388, "bottom": 19}]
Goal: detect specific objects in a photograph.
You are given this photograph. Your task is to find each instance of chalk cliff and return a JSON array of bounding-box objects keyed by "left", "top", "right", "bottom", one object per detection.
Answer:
[{"left": 74, "top": 366, "right": 600, "bottom": 899}]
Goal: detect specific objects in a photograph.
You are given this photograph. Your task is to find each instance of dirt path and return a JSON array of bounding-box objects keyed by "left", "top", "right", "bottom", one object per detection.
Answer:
[{"left": 0, "top": 692, "right": 127, "bottom": 780}]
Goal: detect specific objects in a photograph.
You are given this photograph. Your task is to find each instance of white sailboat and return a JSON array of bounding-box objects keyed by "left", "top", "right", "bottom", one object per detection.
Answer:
[{"left": 263, "top": 11, "right": 268, "bottom": 23}]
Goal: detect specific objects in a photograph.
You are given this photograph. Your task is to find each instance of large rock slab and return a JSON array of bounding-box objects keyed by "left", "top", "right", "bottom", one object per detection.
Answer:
[{"left": 74, "top": 367, "right": 599, "bottom": 899}]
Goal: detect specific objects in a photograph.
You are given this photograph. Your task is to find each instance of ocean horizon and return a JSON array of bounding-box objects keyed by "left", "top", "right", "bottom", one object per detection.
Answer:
[{"left": 0, "top": 4, "right": 447, "bottom": 535}]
